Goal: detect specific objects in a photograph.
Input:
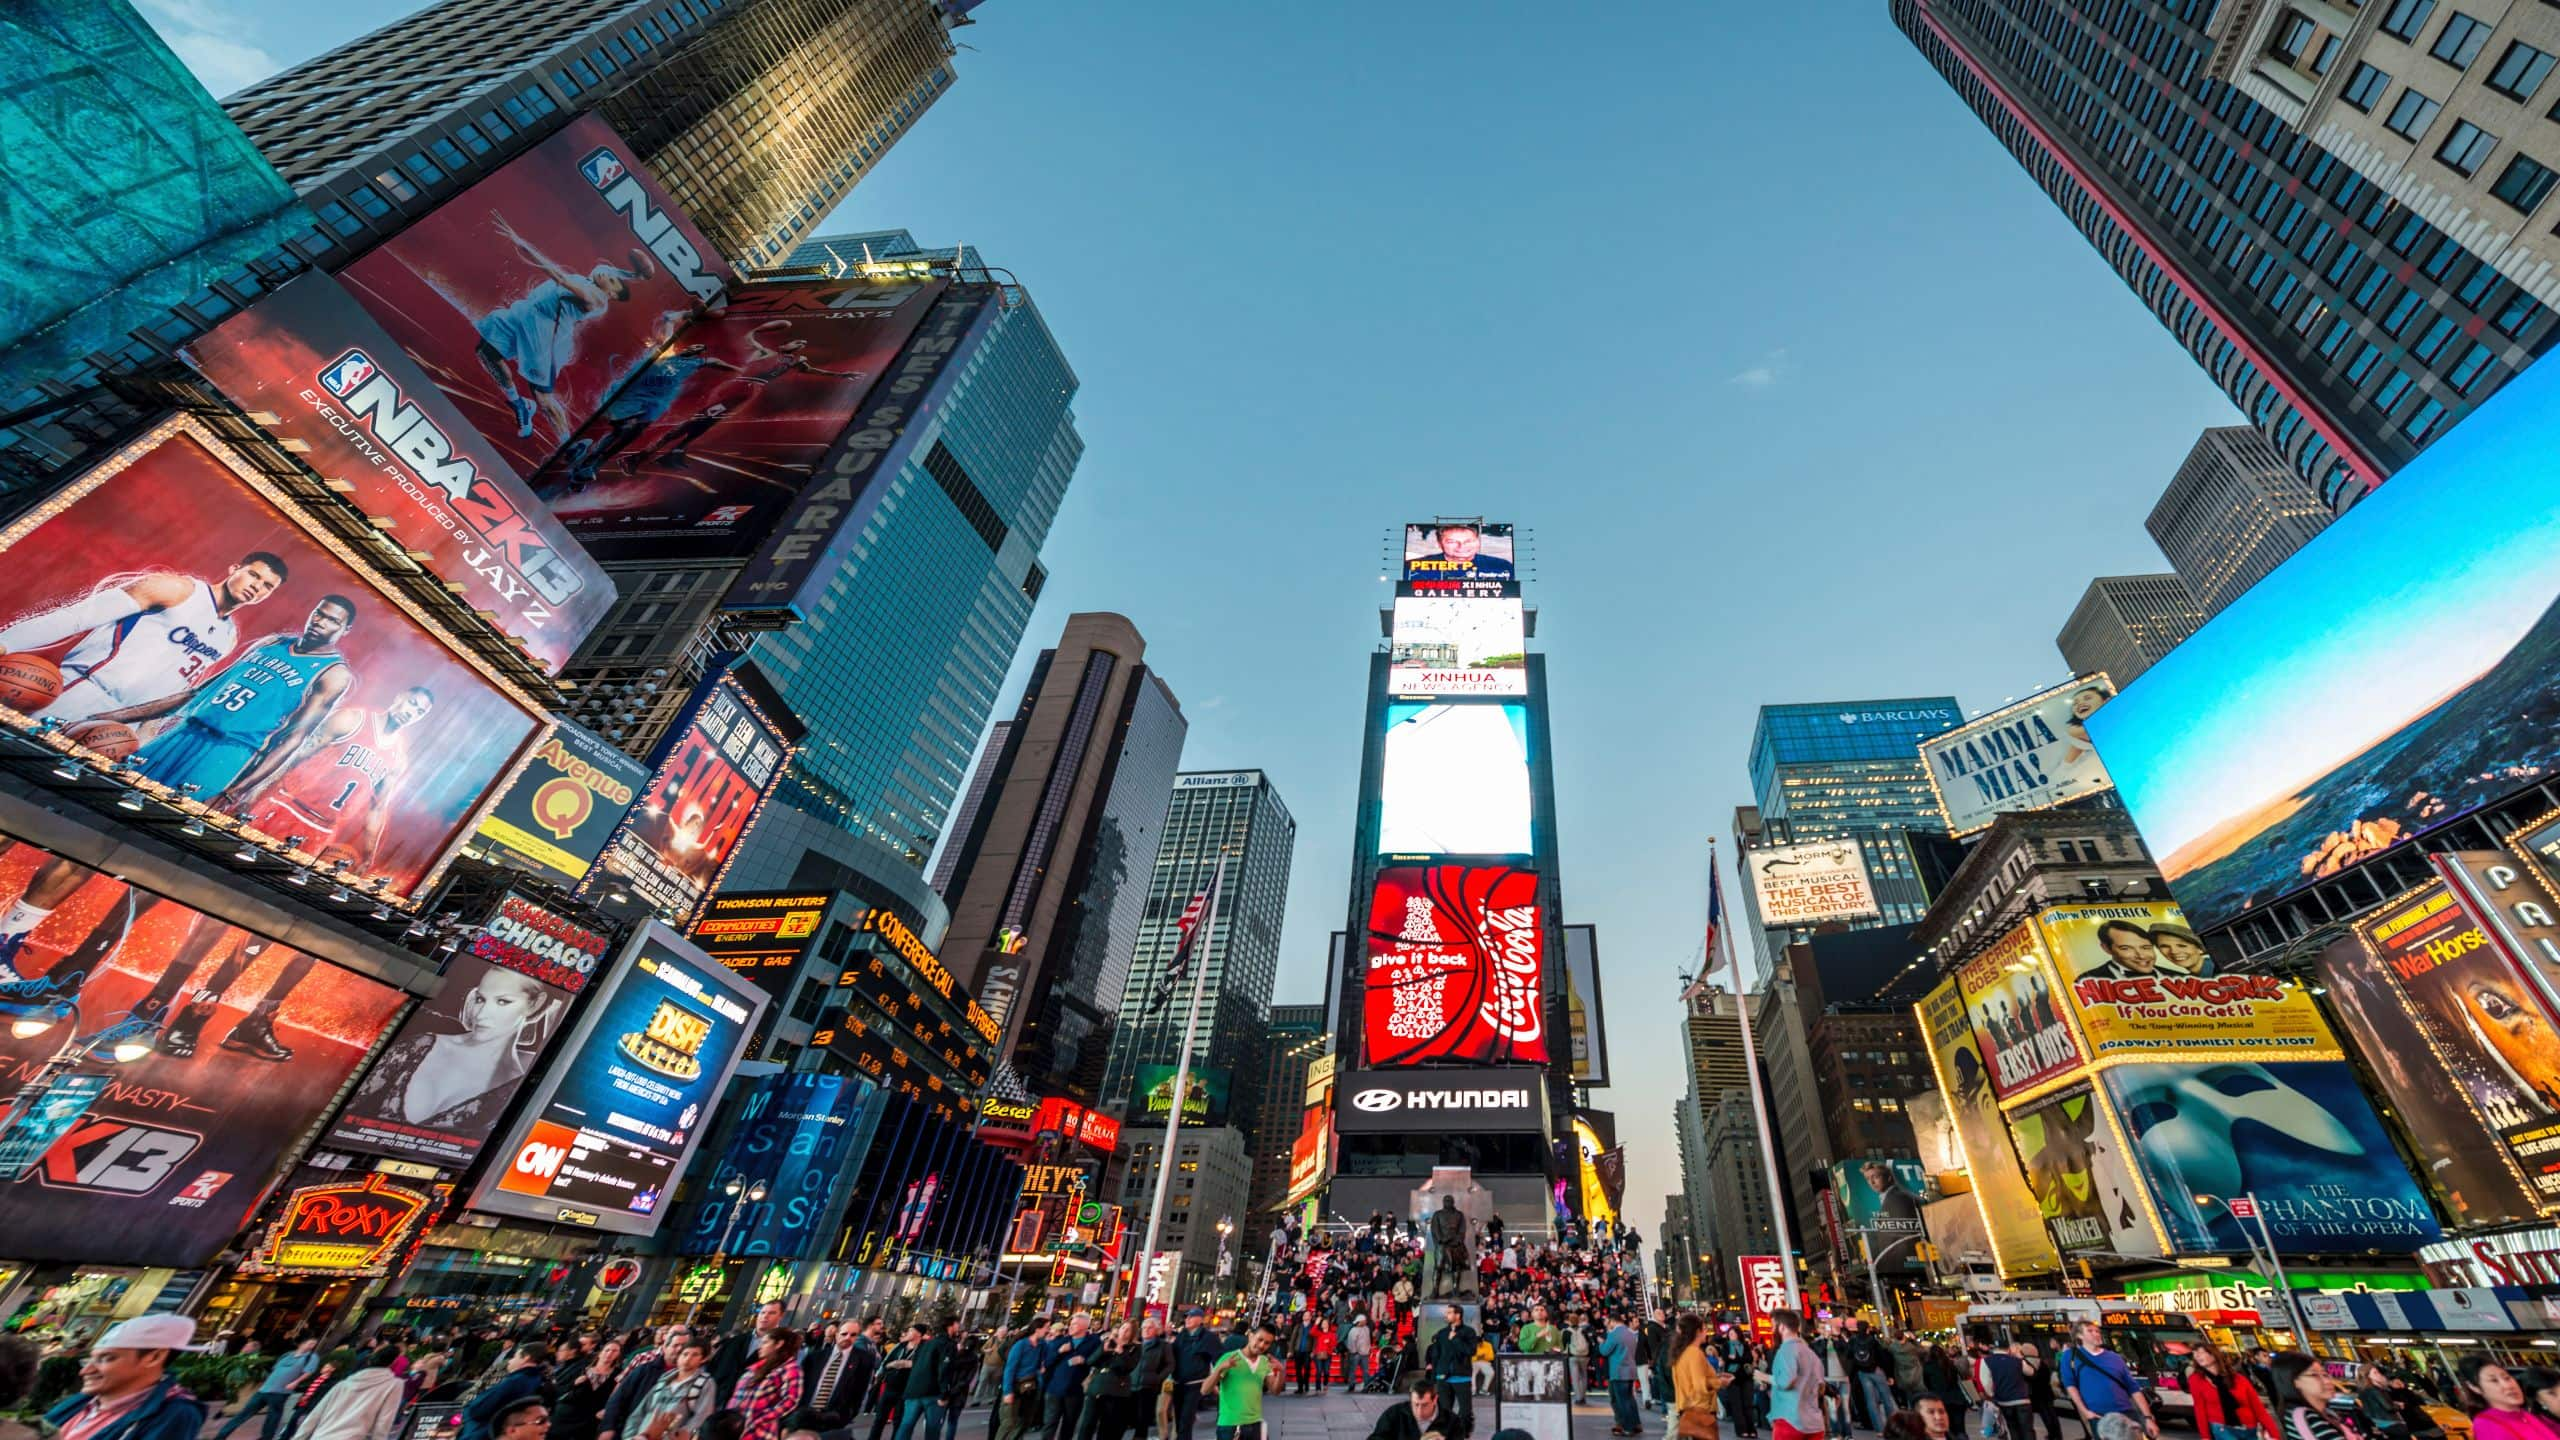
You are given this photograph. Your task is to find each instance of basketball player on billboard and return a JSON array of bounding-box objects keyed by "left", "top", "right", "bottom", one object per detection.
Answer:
[
  {"left": 441, "top": 212, "right": 660, "bottom": 443},
  {"left": 549, "top": 334, "right": 741, "bottom": 492},
  {"left": 0, "top": 552, "right": 288, "bottom": 725},
  {"left": 235, "top": 685, "right": 436, "bottom": 874},
  {"left": 85, "top": 595, "right": 357, "bottom": 809},
  {"left": 633, "top": 319, "right": 869, "bottom": 469}
]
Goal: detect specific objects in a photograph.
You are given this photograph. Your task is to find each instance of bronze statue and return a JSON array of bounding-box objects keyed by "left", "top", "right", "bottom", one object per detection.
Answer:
[{"left": 1426, "top": 1194, "right": 1473, "bottom": 1298}]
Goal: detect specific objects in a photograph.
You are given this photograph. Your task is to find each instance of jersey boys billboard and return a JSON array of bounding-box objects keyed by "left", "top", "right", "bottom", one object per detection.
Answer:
[
  {"left": 1361, "top": 864, "right": 1548, "bottom": 1067},
  {"left": 0, "top": 421, "right": 547, "bottom": 900},
  {"left": 339, "top": 114, "right": 731, "bottom": 476},
  {"left": 0, "top": 837, "right": 405, "bottom": 1265},
  {"left": 183, "top": 271, "right": 613, "bottom": 671}
]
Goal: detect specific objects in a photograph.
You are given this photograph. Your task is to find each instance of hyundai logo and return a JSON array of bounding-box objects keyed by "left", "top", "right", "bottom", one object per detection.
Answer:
[{"left": 1351, "top": 1088, "right": 1401, "bottom": 1113}]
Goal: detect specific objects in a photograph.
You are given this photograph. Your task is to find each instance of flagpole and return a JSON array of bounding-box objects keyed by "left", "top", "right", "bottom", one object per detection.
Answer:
[
  {"left": 1128, "top": 850, "right": 1228, "bottom": 1321},
  {"left": 1715, "top": 838, "right": 1802, "bottom": 1312}
]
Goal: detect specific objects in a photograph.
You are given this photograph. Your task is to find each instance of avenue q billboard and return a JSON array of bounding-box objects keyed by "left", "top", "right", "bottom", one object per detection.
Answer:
[{"left": 1921, "top": 677, "right": 2117, "bottom": 837}]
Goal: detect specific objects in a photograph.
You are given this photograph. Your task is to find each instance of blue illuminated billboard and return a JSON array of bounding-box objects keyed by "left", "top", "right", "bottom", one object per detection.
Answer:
[
  {"left": 2086, "top": 359, "right": 2560, "bottom": 930},
  {"left": 1377, "top": 702, "right": 1533, "bottom": 855}
]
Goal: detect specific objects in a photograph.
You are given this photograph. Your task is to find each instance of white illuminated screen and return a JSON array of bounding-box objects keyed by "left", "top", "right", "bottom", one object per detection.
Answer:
[
  {"left": 1377, "top": 703, "right": 1533, "bottom": 854},
  {"left": 1389, "top": 597, "right": 1527, "bottom": 696}
]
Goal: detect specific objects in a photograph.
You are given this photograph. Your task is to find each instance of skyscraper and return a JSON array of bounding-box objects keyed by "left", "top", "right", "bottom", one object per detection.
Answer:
[
  {"left": 1243, "top": 1003, "right": 1327, "bottom": 1245},
  {"left": 2055, "top": 574, "right": 2209, "bottom": 687},
  {"left": 1894, "top": 0, "right": 2560, "bottom": 510},
  {"left": 1741, "top": 699, "right": 1963, "bottom": 930},
  {"left": 932, "top": 722, "right": 1011, "bottom": 898},
  {"left": 936, "top": 613, "right": 1189, "bottom": 1103},
  {"left": 222, "top": 0, "right": 958, "bottom": 269},
  {"left": 1098, "top": 770, "right": 1298, "bottom": 1117},
  {"left": 2148, "top": 427, "right": 2333, "bottom": 615}
]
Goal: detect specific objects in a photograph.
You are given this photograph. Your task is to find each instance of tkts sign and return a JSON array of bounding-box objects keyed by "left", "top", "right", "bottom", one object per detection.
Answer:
[
  {"left": 1362, "top": 864, "right": 1549, "bottom": 1067},
  {"left": 1740, "top": 1255, "right": 1791, "bottom": 1341}
]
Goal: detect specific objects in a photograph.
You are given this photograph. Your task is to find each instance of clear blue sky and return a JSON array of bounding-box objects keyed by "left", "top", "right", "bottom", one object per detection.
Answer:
[{"left": 165, "top": 0, "right": 2250, "bottom": 1242}]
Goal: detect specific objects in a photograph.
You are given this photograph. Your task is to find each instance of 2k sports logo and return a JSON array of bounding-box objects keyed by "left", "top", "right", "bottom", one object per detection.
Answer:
[{"left": 32, "top": 1118, "right": 205, "bottom": 1196}]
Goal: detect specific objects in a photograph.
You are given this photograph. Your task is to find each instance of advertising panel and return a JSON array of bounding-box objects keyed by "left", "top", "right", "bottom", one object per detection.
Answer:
[
  {"left": 339, "top": 113, "right": 731, "bottom": 475},
  {"left": 687, "top": 891, "right": 830, "bottom": 999},
  {"left": 673, "top": 1073, "right": 884, "bottom": 1257},
  {"left": 585, "top": 665, "right": 796, "bottom": 928},
  {"left": 461, "top": 719, "right": 648, "bottom": 885},
  {"left": 538, "top": 277, "right": 947, "bottom": 559},
  {"left": 2037, "top": 902, "right": 2337, "bottom": 1063},
  {"left": 183, "top": 272, "right": 614, "bottom": 671},
  {"left": 2315, "top": 930, "right": 2543, "bottom": 1224},
  {"left": 323, "top": 893, "right": 603, "bottom": 1168},
  {"left": 814, "top": 909, "right": 996, "bottom": 1120},
  {"left": 1739, "top": 1255, "right": 1790, "bottom": 1341},
  {"left": 1398, "top": 522, "right": 1518, "bottom": 599},
  {"left": 1916, "top": 977, "right": 2060, "bottom": 1276},
  {"left": 1563, "top": 923, "right": 1608, "bottom": 1086},
  {"left": 1361, "top": 863, "right": 1547, "bottom": 1067},
  {"left": 2083, "top": 353, "right": 2560, "bottom": 930},
  {"left": 1377, "top": 702, "right": 1533, "bottom": 855},
  {"left": 2446, "top": 846, "right": 2560, "bottom": 1001},
  {"left": 243, "top": 1171, "right": 439, "bottom": 1277},
  {"left": 1833, "top": 1157, "right": 1933, "bottom": 1270},
  {"left": 1920, "top": 677, "right": 2118, "bottom": 836},
  {"left": 0, "top": 837, "right": 405, "bottom": 1264},
  {"left": 2097, "top": 1060, "right": 2444, "bottom": 1254},
  {"left": 2349, "top": 878, "right": 2560, "bottom": 1211},
  {"left": 2005, "top": 1084, "right": 2161, "bottom": 1258},
  {"left": 723, "top": 283, "right": 1004, "bottom": 616},
  {"left": 1333, "top": 1067, "right": 1549, "bottom": 1134},
  {"left": 1958, "top": 922, "right": 2080, "bottom": 1099},
  {"left": 1748, "top": 839, "right": 1882, "bottom": 929},
  {"left": 0, "top": 420, "right": 546, "bottom": 900},
  {"left": 1135, "top": 1065, "right": 1229, "bottom": 1125},
  {"left": 1388, "top": 597, "right": 1527, "bottom": 697},
  {"left": 468, "top": 924, "right": 766, "bottom": 1235}
]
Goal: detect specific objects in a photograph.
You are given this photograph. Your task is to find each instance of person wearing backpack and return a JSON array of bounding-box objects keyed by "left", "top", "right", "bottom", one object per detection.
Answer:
[
  {"left": 1966, "top": 1328, "right": 2030, "bottom": 1440},
  {"left": 2059, "top": 1325, "right": 2155, "bottom": 1440}
]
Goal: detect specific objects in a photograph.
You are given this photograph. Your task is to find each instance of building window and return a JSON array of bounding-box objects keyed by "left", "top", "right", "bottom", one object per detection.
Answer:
[
  {"left": 2431, "top": 13, "right": 2491, "bottom": 69},
  {"left": 2342, "top": 62, "right": 2392, "bottom": 110},
  {"left": 2377, "top": 369, "right": 2417, "bottom": 410},
  {"left": 2437, "top": 121, "right": 2498, "bottom": 177},
  {"left": 2405, "top": 397, "right": 2449, "bottom": 440},
  {"left": 2492, "top": 152, "right": 2559, "bottom": 212},
  {"left": 2413, "top": 314, "right": 2460, "bottom": 361},
  {"left": 2386, "top": 88, "right": 2443, "bottom": 139},
  {"left": 2449, "top": 341, "right": 2497, "bottom": 393},
  {"left": 2380, "top": 0, "right": 2436, "bottom": 41},
  {"left": 2489, "top": 41, "right": 2557, "bottom": 100}
]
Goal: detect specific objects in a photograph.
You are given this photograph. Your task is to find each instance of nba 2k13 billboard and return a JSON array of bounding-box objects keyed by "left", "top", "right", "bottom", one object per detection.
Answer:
[{"left": 0, "top": 417, "right": 548, "bottom": 901}]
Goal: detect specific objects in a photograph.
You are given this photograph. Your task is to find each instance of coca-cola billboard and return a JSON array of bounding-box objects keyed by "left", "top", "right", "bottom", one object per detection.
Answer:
[{"left": 1361, "top": 863, "right": 1549, "bottom": 1067}]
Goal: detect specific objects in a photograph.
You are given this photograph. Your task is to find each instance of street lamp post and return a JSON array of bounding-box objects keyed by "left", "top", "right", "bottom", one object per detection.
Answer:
[
  {"left": 0, "top": 1001, "right": 159, "bottom": 1151},
  {"left": 2199, "top": 1192, "right": 2310, "bottom": 1349},
  {"left": 688, "top": 1175, "right": 769, "bottom": 1327}
]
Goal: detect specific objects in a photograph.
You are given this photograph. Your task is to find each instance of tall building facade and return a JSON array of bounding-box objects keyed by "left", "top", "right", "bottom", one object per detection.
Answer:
[
  {"left": 2209, "top": 2, "right": 2560, "bottom": 312},
  {"left": 2148, "top": 427, "right": 2332, "bottom": 615},
  {"left": 223, "top": 0, "right": 956, "bottom": 270},
  {"left": 936, "top": 613, "right": 1189, "bottom": 1103},
  {"left": 1741, "top": 700, "right": 1963, "bottom": 934},
  {"left": 932, "top": 722, "right": 1012, "bottom": 897},
  {"left": 1098, "top": 770, "right": 1298, "bottom": 1116},
  {"left": 1112, "top": 1125, "right": 1255, "bottom": 1306},
  {"left": 1244, "top": 1004, "right": 1328, "bottom": 1240},
  {"left": 1894, "top": 0, "right": 2560, "bottom": 510},
  {"left": 2055, "top": 574, "right": 2208, "bottom": 685}
]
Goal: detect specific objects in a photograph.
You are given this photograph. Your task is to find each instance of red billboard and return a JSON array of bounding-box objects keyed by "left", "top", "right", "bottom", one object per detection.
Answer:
[
  {"left": 0, "top": 420, "right": 547, "bottom": 899},
  {"left": 183, "top": 272, "right": 613, "bottom": 671},
  {"left": 0, "top": 837, "right": 406, "bottom": 1265},
  {"left": 1361, "top": 863, "right": 1549, "bottom": 1067},
  {"left": 537, "top": 277, "right": 947, "bottom": 560},
  {"left": 584, "top": 664, "right": 796, "bottom": 927},
  {"left": 339, "top": 114, "right": 731, "bottom": 475},
  {"left": 1740, "top": 1255, "right": 1789, "bottom": 1341}
]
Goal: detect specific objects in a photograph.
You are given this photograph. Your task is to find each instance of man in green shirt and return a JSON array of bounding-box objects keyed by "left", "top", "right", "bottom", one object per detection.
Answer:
[
  {"left": 1514, "top": 1305, "right": 1560, "bottom": 1355},
  {"left": 1203, "top": 1323, "right": 1281, "bottom": 1440}
]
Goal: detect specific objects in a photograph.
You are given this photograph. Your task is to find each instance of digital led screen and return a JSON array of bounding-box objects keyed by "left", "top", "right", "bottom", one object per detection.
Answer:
[
  {"left": 686, "top": 890, "right": 829, "bottom": 999},
  {"left": 1389, "top": 597, "right": 1526, "bottom": 696},
  {"left": 467, "top": 923, "right": 765, "bottom": 1235},
  {"left": 1135, "top": 1065, "right": 1230, "bottom": 1125},
  {"left": 586, "top": 665, "right": 795, "bottom": 927},
  {"left": 1399, "top": 521, "right": 1516, "bottom": 598},
  {"left": 1376, "top": 702, "right": 1532, "bottom": 855},
  {"left": 1361, "top": 863, "right": 1547, "bottom": 1067},
  {"left": 2084, "top": 355, "right": 2560, "bottom": 929}
]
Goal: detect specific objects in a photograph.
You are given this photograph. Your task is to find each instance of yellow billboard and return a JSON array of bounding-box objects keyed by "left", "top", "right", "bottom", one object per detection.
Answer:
[
  {"left": 2036, "top": 902, "right": 2342, "bottom": 1064},
  {"left": 1917, "top": 976, "right": 2059, "bottom": 1277}
]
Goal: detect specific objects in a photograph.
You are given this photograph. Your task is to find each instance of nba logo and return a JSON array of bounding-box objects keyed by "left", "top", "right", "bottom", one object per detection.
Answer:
[
  {"left": 579, "top": 147, "right": 627, "bottom": 191},
  {"left": 318, "top": 349, "right": 376, "bottom": 395}
]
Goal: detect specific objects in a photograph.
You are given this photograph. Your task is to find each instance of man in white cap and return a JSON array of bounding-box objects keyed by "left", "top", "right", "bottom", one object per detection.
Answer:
[{"left": 46, "top": 1314, "right": 207, "bottom": 1440}]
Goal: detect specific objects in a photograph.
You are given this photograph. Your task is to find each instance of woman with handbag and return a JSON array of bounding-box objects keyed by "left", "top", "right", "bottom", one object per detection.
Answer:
[
  {"left": 1671, "top": 1315, "right": 1726, "bottom": 1440},
  {"left": 2183, "top": 1345, "right": 2277, "bottom": 1440}
]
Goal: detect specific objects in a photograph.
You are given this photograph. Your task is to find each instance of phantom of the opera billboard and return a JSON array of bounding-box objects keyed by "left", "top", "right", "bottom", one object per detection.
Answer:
[
  {"left": 2085, "top": 353, "right": 2560, "bottom": 930},
  {"left": 1920, "top": 676, "right": 2117, "bottom": 837},
  {"left": 182, "top": 271, "right": 614, "bottom": 671},
  {"left": 1361, "top": 863, "right": 1548, "bottom": 1067},
  {"left": 0, "top": 838, "right": 406, "bottom": 1264},
  {"left": 0, "top": 419, "right": 547, "bottom": 900},
  {"left": 338, "top": 114, "right": 732, "bottom": 476}
]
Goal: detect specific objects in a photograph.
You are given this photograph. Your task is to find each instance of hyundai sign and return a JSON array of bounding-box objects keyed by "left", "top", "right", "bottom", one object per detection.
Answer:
[{"left": 1333, "top": 1067, "right": 1549, "bottom": 1134}]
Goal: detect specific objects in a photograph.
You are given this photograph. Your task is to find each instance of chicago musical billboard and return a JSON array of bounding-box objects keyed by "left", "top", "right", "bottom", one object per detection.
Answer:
[
  {"left": 1920, "top": 677, "right": 2117, "bottom": 837},
  {"left": 0, "top": 838, "right": 405, "bottom": 1264},
  {"left": 0, "top": 419, "right": 546, "bottom": 900},
  {"left": 1377, "top": 702, "right": 1533, "bottom": 856},
  {"left": 460, "top": 719, "right": 648, "bottom": 885},
  {"left": 2085, "top": 353, "right": 2560, "bottom": 930},
  {"left": 339, "top": 114, "right": 731, "bottom": 474},
  {"left": 1388, "top": 597, "right": 1527, "bottom": 697},
  {"left": 183, "top": 272, "right": 614, "bottom": 671},
  {"left": 585, "top": 664, "right": 797, "bottom": 927},
  {"left": 468, "top": 923, "right": 765, "bottom": 1235},
  {"left": 1361, "top": 863, "right": 1548, "bottom": 1067}
]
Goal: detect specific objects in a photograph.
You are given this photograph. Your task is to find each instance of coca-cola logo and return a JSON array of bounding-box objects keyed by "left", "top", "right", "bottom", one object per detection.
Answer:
[{"left": 1476, "top": 903, "right": 1544, "bottom": 1043}]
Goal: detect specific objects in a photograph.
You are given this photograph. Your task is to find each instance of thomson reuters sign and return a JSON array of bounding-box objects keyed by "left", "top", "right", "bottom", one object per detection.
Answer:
[{"left": 1334, "top": 1068, "right": 1547, "bottom": 1134}]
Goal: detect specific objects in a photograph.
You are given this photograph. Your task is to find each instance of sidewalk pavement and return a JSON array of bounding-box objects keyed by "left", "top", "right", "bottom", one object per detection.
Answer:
[{"left": 1257, "top": 1384, "right": 1683, "bottom": 1440}]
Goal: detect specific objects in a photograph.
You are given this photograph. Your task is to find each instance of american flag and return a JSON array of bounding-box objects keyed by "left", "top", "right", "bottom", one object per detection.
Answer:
[
  {"left": 1148, "top": 860, "right": 1226, "bottom": 1012},
  {"left": 1678, "top": 855, "right": 1723, "bottom": 1005}
]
